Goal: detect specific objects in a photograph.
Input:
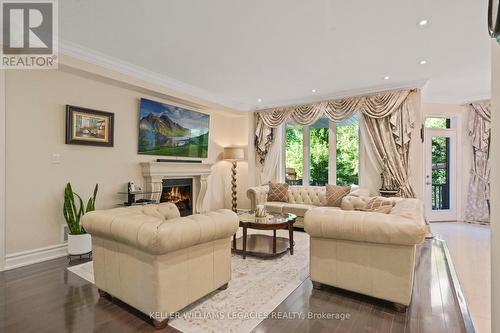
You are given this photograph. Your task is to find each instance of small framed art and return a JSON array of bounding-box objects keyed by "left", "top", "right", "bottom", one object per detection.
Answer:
[{"left": 66, "top": 105, "right": 114, "bottom": 147}]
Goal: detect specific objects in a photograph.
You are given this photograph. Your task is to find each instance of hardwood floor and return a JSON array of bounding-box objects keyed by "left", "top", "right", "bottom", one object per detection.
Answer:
[
  {"left": 431, "top": 222, "right": 490, "bottom": 333},
  {"left": 0, "top": 239, "right": 470, "bottom": 333}
]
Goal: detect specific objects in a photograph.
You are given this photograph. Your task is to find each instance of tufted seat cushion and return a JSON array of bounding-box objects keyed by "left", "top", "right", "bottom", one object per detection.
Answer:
[{"left": 82, "top": 203, "right": 239, "bottom": 255}]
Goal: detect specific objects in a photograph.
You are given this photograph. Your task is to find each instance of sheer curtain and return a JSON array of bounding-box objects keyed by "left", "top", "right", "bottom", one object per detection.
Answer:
[{"left": 257, "top": 125, "right": 284, "bottom": 184}]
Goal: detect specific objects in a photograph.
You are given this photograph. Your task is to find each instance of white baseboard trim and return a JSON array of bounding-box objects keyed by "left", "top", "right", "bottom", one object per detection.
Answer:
[{"left": 3, "top": 243, "right": 67, "bottom": 271}]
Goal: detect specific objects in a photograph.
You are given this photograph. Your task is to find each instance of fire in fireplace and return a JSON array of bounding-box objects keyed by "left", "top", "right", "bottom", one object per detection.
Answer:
[{"left": 160, "top": 178, "right": 193, "bottom": 216}]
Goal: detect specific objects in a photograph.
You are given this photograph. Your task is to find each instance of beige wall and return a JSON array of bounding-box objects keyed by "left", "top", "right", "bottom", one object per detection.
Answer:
[
  {"left": 491, "top": 39, "right": 500, "bottom": 333},
  {"left": 421, "top": 103, "right": 472, "bottom": 221},
  {"left": 0, "top": 70, "right": 5, "bottom": 270},
  {"left": 5, "top": 68, "right": 248, "bottom": 255}
]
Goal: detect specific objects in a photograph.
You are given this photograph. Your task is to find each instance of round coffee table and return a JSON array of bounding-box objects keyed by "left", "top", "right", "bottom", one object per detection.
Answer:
[{"left": 232, "top": 212, "right": 296, "bottom": 259}]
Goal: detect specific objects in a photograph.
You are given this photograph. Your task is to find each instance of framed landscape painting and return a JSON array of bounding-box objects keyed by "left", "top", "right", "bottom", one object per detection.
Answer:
[
  {"left": 65, "top": 105, "right": 114, "bottom": 147},
  {"left": 138, "top": 98, "right": 210, "bottom": 158}
]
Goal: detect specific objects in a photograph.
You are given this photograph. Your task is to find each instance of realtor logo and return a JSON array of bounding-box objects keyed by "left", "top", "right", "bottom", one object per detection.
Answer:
[{"left": 1, "top": 0, "right": 58, "bottom": 69}]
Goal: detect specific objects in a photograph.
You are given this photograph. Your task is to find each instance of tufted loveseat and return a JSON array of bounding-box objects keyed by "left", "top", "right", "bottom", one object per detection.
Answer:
[
  {"left": 82, "top": 203, "right": 239, "bottom": 329},
  {"left": 246, "top": 185, "right": 369, "bottom": 228}
]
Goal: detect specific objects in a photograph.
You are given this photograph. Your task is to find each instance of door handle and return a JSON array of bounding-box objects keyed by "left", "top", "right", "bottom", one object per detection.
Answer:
[{"left": 426, "top": 182, "right": 431, "bottom": 185}]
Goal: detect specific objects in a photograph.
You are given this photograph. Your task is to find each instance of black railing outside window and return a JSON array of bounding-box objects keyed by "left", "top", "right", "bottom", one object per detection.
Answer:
[{"left": 432, "top": 183, "right": 450, "bottom": 210}]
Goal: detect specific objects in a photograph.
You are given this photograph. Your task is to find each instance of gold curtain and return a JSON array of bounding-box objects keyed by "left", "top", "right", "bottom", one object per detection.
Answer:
[{"left": 465, "top": 102, "right": 491, "bottom": 223}]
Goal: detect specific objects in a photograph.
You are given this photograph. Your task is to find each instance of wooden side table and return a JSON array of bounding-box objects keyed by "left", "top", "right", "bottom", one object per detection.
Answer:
[{"left": 232, "top": 213, "right": 296, "bottom": 259}]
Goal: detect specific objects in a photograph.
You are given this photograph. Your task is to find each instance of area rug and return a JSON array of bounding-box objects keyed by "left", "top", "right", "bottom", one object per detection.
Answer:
[{"left": 67, "top": 229, "right": 310, "bottom": 333}]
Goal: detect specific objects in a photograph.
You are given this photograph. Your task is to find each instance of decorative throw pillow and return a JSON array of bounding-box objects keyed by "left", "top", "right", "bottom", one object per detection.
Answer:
[
  {"left": 326, "top": 184, "right": 351, "bottom": 207},
  {"left": 267, "top": 182, "right": 289, "bottom": 202},
  {"left": 362, "top": 197, "right": 394, "bottom": 214}
]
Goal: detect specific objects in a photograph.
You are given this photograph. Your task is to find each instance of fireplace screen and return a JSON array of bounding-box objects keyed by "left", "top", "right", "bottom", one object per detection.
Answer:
[{"left": 160, "top": 178, "right": 193, "bottom": 216}]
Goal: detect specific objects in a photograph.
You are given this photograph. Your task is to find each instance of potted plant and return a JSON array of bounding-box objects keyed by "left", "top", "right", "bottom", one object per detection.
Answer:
[{"left": 63, "top": 182, "right": 98, "bottom": 255}]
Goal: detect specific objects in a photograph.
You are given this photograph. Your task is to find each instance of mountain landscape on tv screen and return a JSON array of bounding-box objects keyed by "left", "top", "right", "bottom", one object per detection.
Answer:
[{"left": 138, "top": 98, "right": 209, "bottom": 158}]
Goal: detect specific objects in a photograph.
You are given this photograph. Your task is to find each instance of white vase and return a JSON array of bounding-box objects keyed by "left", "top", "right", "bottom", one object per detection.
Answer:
[
  {"left": 67, "top": 233, "right": 92, "bottom": 255},
  {"left": 255, "top": 204, "right": 267, "bottom": 217}
]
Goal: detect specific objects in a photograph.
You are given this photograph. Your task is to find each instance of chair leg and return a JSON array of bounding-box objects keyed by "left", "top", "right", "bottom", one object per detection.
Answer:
[
  {"left": 98, "top": 289, "right": 109, "bottom": 298},
  {"left": 311, "top": 281, "right": 322, "bottom": 290},
  {"left": 152, "top": 319, "right": 169, "bottom": 330},
  {"left": 218, "top": 283, "right": 229, "bottom": 290},
  {"left": 393, "top": 303, "right": 408, "bottom": 313}
]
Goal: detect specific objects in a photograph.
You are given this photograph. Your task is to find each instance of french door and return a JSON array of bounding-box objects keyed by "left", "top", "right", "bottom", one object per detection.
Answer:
[{"left": 424, "top": 128, "right": 457, "bottom": 222}]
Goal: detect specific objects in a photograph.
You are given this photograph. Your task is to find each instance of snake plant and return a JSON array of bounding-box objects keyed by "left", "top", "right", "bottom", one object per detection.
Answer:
[{"left": 63, "top": 183, "right": 98, "bottom": 235}]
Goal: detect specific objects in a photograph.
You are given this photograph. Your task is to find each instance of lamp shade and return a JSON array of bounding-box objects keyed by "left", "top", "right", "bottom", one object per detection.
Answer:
[{"left": 223, "top": 147, "right": 244, "bottom": 161}]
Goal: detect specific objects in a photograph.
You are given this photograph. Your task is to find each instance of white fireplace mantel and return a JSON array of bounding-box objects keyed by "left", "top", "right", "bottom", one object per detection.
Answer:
[{"left": 141, "top": 162, "right": 213, "bottom": 213}]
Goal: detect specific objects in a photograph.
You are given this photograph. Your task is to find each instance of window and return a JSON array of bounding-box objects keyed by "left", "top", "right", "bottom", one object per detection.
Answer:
[
  {"left": 431, "top": 136, "right": 450, "bottom": 210},
  {"left": 336, "top": 117, "right": 359, "bottom": 185},
  {"left": 285, "top": 121, "right": 304, "bottom": 185},
  {"left": 310, "top": 117, "right": 329, "bottom": 186},
  {"left": 425, "top": 117, "right": 451, "bottom": 129},
  {"left": 284, "top": 115, "right": 360, "bottom": 186}
]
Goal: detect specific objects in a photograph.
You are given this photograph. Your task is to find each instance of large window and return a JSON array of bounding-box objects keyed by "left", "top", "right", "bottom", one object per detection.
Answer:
[
  {"left": 336, "top": 117, "right": 359, "bottom": 185},
  {"left": 310, "top": 118, "right": 329, "bottom": 186},
  {"left": 285, "top": 121, "right": 304, "bottom": 184},
  {"left": 284, "top": 116, "right": 360, "bottom": 186}
]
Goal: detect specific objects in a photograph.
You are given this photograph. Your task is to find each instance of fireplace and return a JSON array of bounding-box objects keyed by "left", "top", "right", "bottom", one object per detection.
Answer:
[
  {"left": 141, "top": 162, "right": 212, "bottom": 214},
  {"left": 161, "top": 178, "right": 193, "bottom": 216}
]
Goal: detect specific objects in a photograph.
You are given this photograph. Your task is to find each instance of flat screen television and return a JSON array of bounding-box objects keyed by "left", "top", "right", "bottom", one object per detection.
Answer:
[{"left": 138, "top": 98, "right": 210, "bottom": 158}]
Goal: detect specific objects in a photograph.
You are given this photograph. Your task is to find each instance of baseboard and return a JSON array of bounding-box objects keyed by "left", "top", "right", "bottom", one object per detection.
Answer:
[{"left": 3, "top": 243, "right": 68, "bottom": 271}]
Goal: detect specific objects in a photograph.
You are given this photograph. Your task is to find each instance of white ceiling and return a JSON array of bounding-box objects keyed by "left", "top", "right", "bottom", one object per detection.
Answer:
[{"left": 59, "top": 0, "right": 491, "bottom": 111}]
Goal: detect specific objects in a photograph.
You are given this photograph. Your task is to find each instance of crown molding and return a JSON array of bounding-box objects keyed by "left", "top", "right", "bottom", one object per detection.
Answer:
[
  {"left": 59, "top": 40, "right": 251, "bottom": 111},
  {"left": 421, "top": 92, "right": 491, "bottom": 105},
  {"left": 57, "top": 41, "right": 489, "bottom": 112},
  {"left": 253, "top": 79, "right": 428, "bottom": 111}
]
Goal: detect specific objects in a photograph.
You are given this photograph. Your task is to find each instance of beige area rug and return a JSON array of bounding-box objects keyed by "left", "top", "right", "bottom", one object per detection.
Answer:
[{"left": 67, "top": 229, "right": 310, "bottom": 333}]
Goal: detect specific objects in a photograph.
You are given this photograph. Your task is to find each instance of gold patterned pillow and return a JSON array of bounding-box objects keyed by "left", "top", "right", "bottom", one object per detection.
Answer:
[
  {"left": 326, "top": 184, "right": 351, "bottom": 207},
  {"left": 362, "top": 197, "right": 394, "bottom": 214},
  {"left": 267, "top": 182, "right": 289, "bottom": 202}
]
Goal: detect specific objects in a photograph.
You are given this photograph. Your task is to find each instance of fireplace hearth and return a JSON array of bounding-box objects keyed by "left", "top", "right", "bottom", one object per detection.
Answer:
[{"left": 161, "top": 178, "right": 193, "bottom": 216}]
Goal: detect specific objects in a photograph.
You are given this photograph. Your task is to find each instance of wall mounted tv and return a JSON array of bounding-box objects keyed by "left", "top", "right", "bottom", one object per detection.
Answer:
[{"left": 138, "top": 98, "right": 210, "bottom": 158}]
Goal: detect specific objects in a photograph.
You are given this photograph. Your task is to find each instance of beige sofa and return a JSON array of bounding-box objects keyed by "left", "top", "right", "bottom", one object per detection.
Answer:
[
  {"left": 246, "top": 185, "right": 369, "bottom": 228},
  {"left": 82, "top": 203, "right": 239, "bottom": 329},
  {"left": 305, "top": 198, "right": 427, "bottom": 308}
]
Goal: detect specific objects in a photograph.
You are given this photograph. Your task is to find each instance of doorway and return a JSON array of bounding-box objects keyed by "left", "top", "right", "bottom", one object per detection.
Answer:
[{"left": 424, "top": 118, "right": 458, "bottom": 222}]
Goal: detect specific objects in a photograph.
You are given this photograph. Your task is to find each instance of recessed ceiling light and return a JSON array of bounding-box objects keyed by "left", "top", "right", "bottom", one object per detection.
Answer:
[
  {"left": 311, "top": 89, "right": 317, "bottom": 93},
  {"left": 257, "top": 98, "right": 262, "bottom": 103},
  {"left": 418, "top": 19, "right": 428, "bottom": 27},
  {"left": 419, "top": 60, "right": 427, "bottom": 65},
  {"left": 384, "top": 76, "right": 390, "bottom": 80}
]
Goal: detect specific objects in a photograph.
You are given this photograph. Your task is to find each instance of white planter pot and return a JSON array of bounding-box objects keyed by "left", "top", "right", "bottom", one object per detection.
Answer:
[{"left": 68, "top": 233, "right": 92, "bottom": 255}]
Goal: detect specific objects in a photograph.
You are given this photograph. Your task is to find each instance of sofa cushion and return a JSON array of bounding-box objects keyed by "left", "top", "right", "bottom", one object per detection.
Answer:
[
  {"left": 267, "top": 182, "right": 289, "bottom": 202},
  {"left": 326, "top": 184, "right": 351, "bottom": 207},
  {"left": 282, "top": 203, "right": 318, "bottom": 217},
  {"left": 265, "top": 201, "right": 287, "bottom": 213}
]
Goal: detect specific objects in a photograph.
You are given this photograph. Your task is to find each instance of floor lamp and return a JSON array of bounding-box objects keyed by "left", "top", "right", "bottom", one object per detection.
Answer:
[{"left": 223, "top": 147, "right": 244, "bottom": 212}]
